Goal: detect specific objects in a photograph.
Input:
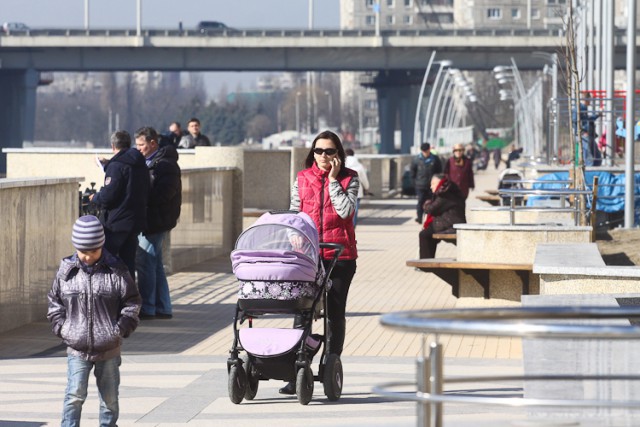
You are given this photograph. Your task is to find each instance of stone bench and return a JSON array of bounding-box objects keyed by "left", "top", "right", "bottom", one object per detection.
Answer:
[
  {"left": 467, "top": 206, "right": 576, "bottom": 225},
  {"left": 522, "top": 293, "right": 640, "bottom": 421},
  {"left": 534, "top": 242, "right": 640, "bottom": 294},
  {"left": 409, "top": 224, "right": 592, "bottom": 301},
  {"left": 407, "top": 258, "right": 533, "bottom": 299}
]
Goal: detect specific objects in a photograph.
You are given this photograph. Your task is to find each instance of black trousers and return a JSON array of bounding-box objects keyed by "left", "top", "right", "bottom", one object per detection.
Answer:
[
  {"left": 419, "top": 225, "right": 439, "bottom": 259},
  {"left": 104, "top": 229, "right": 138, "bottom": 280},
  {"left": 324, "top": 259, "right": 357, "bottom": 356},
  {"left": 415, "top": 188, "right": 431, "bottom": 223}
]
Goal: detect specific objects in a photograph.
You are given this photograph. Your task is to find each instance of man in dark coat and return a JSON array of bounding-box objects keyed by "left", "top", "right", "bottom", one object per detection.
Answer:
[
  {"left": 90, "top": 130, "right": 150, "bottom": 279},
  {"left": 410, "top": 142, "right": 443, "bottom": 224},
  {"left": 419, "top": 174, "right": 466, "bottom": 259},
  {"left": 134, "top": 126, "right": 182, "bottom": 319}
]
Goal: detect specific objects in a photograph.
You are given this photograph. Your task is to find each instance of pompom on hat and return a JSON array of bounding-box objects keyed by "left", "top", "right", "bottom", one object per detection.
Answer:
[{"left": 72, "top": 215, "right": 105, "bottom": 251}]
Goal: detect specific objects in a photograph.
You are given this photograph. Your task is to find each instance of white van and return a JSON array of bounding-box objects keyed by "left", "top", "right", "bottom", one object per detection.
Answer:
[{"left": 2, "top": 22, "right": 30, "bottom": 34}]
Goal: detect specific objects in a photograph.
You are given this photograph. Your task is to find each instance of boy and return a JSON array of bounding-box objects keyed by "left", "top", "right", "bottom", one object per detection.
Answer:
[{"left": 47, "top": 215, "right": 141, "bottom": 426}]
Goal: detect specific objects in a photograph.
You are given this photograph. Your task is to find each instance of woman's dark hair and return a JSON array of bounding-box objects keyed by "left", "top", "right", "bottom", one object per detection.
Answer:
[{"left": 304, "top": 130, "right": 347, "bottom": 176}]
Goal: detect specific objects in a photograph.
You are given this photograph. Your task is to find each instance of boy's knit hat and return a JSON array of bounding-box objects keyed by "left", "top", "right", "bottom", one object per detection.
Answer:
[{"left": 72, "top": 215, "right": 105, "bottom": 251}]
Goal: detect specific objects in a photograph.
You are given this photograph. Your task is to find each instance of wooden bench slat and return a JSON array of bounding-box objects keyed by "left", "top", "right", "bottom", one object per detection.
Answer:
[
  {"left": 432, "top": 233, "right": 457, "bottom": 241},
  {"left": 407, "top": 259, "right": 533, "bottom": 270}
]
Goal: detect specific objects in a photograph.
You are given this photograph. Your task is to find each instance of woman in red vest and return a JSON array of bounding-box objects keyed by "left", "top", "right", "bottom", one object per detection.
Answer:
[{"left": 281, "top": 130, "right": 359, "bottom": 395}]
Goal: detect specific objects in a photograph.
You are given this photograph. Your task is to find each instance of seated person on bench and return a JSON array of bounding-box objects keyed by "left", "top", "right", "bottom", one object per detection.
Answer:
[{"left": 419, "top": 174, "right": 466, "bottom": 258}]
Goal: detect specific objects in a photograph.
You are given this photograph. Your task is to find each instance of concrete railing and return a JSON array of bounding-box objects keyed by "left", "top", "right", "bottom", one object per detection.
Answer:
[
  {"left": 0, "top": 177, "right": 80, "bottom": 333},
  {"left": 0, "top": 147, "right": 409, "bottom": 332}
]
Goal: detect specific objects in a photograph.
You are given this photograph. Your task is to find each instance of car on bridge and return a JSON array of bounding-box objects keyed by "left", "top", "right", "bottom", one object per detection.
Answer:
[
  {"left": 197, "top": 21, "right": 230, "bottom": 34},
  {"left": 2, "top": 22, "right": 29, "bottom": 34}
]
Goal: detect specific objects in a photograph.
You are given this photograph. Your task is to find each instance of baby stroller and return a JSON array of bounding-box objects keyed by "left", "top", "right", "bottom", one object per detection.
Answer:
[
  {"left": 227, "top": 210, "right": 344, "bottom": 405},
  {"left": 498, "top": 168, "right": 525, "bottom": 206}
]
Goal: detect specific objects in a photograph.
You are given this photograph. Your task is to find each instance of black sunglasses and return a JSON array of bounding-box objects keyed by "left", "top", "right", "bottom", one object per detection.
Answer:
[{"left": 313, "top": 148, "right": 338, "bottom": 156}]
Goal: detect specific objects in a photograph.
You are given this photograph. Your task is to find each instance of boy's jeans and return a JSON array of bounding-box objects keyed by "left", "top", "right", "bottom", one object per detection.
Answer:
[{"left": 62, "top": 355, "right": 121, "bottom": 427}]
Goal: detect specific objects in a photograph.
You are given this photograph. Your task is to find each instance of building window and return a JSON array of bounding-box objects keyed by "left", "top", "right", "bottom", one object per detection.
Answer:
[
  {"left": 387, "top": 15, "right": 396, "bottom": 25},
  {"left": 403, "top": 15, "right": 413, "bottom": 25},
  {"left": 511, "top": 8, "right": 521, "bottom": 19},
  {"left": 387, "top": 0, "right": 395, "bottom": 7},
  {"left": 404, "top": 0, "right": 412, "bottom": 6},
  {"left": 531, "top": 8, "right": 540, "bottom": 19},
  {"left": 365, "top": 15, "right": 376, "bottom": 25},
  {"left": 366, "top": 0, "right": 375, "bottom": 7},
  {"left": 487, "top": 8, "right": 502, "bottom": 19}
]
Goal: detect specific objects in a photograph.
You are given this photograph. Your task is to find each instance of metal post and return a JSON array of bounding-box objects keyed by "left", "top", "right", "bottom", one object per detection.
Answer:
[
  {"left": 434, "top": 75, "right": 454, "bottom": 148},
  {"left": 552, "top": 53, "right": 559, "bottom": 164},
  {"left": 84, "top": 0, "right": 90, "bottom": 30},
  {"left": 136, "top": 0, "right": 141, "bottom": 37},
  {"left": 296, "top": 92, "right": 301, "bottom": 134},
  {"left": 624, "top": 0, "right": 636, "bottom": 228},
  {"left": 414, "top": 52, "right": 437, "bottom": 150},
  {"left": 428, "top": 341, "right": 443, "bottom": 427},
  {"left": 417, "top": 335, "right": 430, "bottom": 427},
  {"left": 605, "top": 0, "right": 615, "bottom": 166},
  {"left": 423, "top": 61, "right": 451, "bottom": 144},
  {"left": 587, "top": 0, "right": 594, "bottom": 94}
]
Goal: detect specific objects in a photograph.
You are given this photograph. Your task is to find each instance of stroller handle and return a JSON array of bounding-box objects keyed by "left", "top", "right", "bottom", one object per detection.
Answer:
[{"left": 319, "top": 242, "right": 344, "bottom": 259}]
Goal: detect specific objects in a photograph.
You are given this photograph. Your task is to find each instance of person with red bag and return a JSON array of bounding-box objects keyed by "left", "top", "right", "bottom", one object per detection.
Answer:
[{"left": 419, "top": 174, "right": 466, "bottom": 259}]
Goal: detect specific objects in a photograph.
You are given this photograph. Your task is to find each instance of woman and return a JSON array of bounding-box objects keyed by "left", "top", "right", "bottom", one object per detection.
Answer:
[
  {"left": 282, "top": 130, "right": 359, "bottom": 395},
  {"left": 443, "top": 143, "right": 474, "bottom": 199},
  {"left": 419, "top": 174, "right": 466, "bottom": 259}
]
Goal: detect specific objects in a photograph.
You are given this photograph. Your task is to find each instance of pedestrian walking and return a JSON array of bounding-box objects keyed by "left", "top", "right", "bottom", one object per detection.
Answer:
[
  {"left": 47, "top": 215, "right": 141, "bottom": 427},
  {"left": 443, "top": 143, "right": 474, "bottom": 199}
]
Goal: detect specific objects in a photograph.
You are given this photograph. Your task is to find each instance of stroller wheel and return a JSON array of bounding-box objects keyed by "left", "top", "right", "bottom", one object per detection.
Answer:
[
  {"left": 228, "top": 364, "right": 247, "bottom": 404},
  {"left": 296, "top": 366, "right": 314, "bottom": 405},
  {"left": 322, "top": 353, "right": 343, "bottom": 401},
  {"left": 242, "top": 355, "right": 259, "bottom": 400}
]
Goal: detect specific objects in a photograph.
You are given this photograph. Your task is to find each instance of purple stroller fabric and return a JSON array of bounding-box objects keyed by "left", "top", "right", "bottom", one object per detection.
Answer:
[
  {"left": 239, "top": 328, "right": 321, "bottom": 357},
  {"left": 231, "top": 211, "right": 320, "bottom": 283}
]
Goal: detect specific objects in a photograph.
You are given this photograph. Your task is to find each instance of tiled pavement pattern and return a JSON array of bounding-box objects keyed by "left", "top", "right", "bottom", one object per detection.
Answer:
[{"left": 0, "top": 166, "right": 537, "bottom": 426}]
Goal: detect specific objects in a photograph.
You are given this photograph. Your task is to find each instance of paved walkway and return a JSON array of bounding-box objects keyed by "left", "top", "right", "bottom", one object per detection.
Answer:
[{"left": 0, "top": 166, "right": 532, "bottom": 427}]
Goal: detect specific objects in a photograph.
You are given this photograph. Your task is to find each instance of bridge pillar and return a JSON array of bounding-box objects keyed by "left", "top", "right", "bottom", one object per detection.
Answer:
[
  {"left": 368, "top": 71, "right": 422, "bottom": 154},
  {"left": 0, "top": 69, "right": 38, "bottom": 175}
]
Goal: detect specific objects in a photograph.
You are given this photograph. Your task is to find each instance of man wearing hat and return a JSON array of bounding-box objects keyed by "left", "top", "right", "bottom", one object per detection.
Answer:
[{"left": 47, "top": 215, "right": 141, "bottom": 426}]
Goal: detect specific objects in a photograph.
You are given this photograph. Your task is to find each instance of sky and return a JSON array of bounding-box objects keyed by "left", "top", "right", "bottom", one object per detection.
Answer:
[{"left": 1, "top": 0, "right": 341, "bottom": 96}]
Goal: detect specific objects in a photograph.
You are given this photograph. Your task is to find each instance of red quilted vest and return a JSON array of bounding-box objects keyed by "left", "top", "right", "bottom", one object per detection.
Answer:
[{"left": 297, "top": 163, "right": 358, "bottom": 261}]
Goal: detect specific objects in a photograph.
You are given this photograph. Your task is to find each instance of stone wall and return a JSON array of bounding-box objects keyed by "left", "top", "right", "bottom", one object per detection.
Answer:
[{"left": 0, "top": 177, "right": 80, "bottom": 333}]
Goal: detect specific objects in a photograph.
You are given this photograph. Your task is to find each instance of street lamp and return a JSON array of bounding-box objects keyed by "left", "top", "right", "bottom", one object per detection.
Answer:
[
  {"left": 296, "top": 92, "right": 302, "bottom": 134},
  {"left": 413, "top": 51, "right": 437, "bottom": 151},
  {"left": 423, "top": 60, "right": 453, "bottom": 144},
  {"left": 325, "top": 90, "right": 332, "bottom": 125}
]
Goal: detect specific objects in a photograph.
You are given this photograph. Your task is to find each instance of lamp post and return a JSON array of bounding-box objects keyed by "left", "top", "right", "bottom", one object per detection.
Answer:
[
  {"left": 296, "top": 92, "right": 302, "bottom": 134},
  {"left": 84, "top": 0, "right": 90, "bottom": 30},
  {"left": 423, "top": 60, "right": 452, "bottom": 144},
  {"left": 325, "top": 90, "right": 332, "bottom": 126},
  {"left": 533, "top": 51, "right": 559, "bottom": 164},
  {"left": 414, "top": 51, "right": 437, "bottom": 151}
]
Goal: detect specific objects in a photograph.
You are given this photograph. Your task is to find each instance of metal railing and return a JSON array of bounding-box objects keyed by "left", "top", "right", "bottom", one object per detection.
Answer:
[
  {"left": 374, "top": 306, "right": 640, "bottom": 427},
  {"left": 498, "top": 188, "right": 593, "bottom": 226}
]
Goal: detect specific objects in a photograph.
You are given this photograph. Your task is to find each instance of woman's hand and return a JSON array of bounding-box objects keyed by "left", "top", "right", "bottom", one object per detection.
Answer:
[{"left": 329, "top": 157, "right": 341, "bottom": 180}]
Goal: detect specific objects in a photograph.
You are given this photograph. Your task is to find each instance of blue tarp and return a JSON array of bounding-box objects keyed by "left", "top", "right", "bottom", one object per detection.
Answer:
[{"left": 528, "top": 172, "right": 640, "bottom": 222}]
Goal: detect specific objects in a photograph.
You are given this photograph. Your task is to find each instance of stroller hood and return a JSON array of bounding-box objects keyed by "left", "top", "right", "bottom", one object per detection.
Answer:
[{"left": 231, "top": 211, "right": 320, "bottom": 282}]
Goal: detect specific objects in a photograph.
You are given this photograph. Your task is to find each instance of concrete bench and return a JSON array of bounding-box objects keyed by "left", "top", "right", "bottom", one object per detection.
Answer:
[
  {"left": 467, "top": 206, "right": 576, "bottom": 225},
  {"left": 534, "top": 243, "right": 640, "bottom": 295},
  {"left": 407, "top": 258, "right": 533, "bottom": 299}
]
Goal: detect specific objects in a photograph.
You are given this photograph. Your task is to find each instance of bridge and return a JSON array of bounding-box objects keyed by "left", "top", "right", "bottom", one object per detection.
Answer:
[{"left": 0, "top": 27, "right": 636, "bottom": 172}]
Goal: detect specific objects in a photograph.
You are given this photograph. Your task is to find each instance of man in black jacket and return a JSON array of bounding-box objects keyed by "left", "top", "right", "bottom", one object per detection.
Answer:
[
  {"left": 90, "top": 130, "right": 150, "bottom": 279},
  {"left": 134, "top": 126, "right": 182, "bottom": 319}
]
